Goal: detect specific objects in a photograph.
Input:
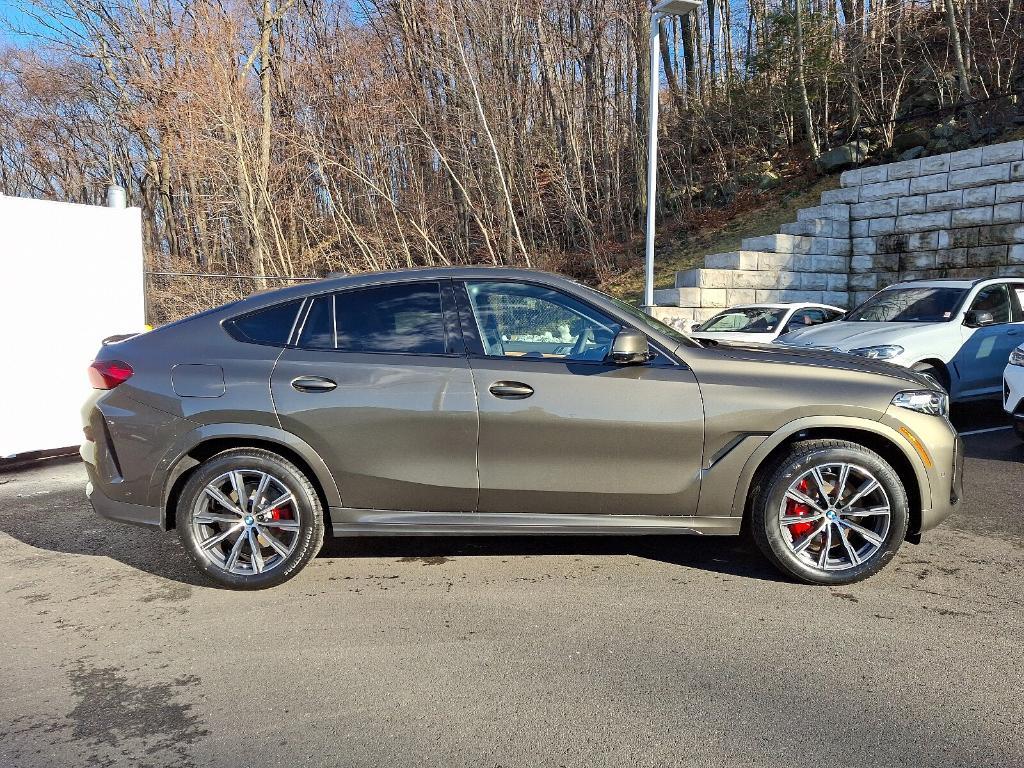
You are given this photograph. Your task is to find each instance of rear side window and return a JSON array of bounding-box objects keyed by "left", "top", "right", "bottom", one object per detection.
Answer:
[
  {"left": 298, "top": 282, "right": 447, "bottom": 355},
  {"left": 226, "top": 299, "right": 302, "bottom": 345},
  {"left": 298, "top": 295, "right": 334, "bottom": 349}
]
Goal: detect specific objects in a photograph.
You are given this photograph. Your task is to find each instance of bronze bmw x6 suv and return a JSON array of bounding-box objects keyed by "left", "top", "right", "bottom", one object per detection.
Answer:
[{"left": 81, "top": 268, "right": 962, "bottom": 589}]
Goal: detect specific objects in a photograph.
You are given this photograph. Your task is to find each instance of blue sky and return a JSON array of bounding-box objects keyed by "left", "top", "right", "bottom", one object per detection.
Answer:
[{"left": 1, "top": 1, "right": 43, "bottom": 45}]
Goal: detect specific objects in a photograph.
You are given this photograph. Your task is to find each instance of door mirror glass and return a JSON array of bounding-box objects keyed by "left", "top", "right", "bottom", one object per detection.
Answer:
[
  {"left": 963, "top": 309, "right": 996, "bottom": 328},
  {"left": 609, "top": 329, "right": 652, "bottom": 365}
]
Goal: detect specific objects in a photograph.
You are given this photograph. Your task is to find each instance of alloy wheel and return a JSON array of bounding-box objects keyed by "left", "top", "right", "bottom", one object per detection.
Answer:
[
  {"left": 190, "top": 469, "right": 301, "bottom": 576},
  {"left": 778, "top": 462, "right": 891, "bottom": 572}
]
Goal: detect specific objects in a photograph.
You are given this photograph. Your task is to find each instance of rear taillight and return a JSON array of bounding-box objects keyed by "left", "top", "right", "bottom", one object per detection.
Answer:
[{"left": 88, "top": 360, "right": 134, "bottom": 389}]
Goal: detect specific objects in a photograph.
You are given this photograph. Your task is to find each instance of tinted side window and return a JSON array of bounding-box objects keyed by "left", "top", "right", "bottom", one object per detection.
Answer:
[
  {"left": 298, "top": 295, "right": 334, "bottom": 349},
  {"left": 786, "top": 308, "right": 827, "bottom": 332},
  {"left": 970, "top": 284, "right": 1011, "bottom": 324},
  {"left": 1011, "top": 285, "right": 1024, "bottom": 322},
  {"left": 334, "top": 283, "right": 446, "bottom": 354},
  {"left": 227, "top": 299, "right": 302, "bottom": 345}
]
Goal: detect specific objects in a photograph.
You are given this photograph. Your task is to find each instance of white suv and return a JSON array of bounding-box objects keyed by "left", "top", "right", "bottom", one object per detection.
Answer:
[
  {"left": 1004, "top": 344, "right": 1024, "bottom": 439},
  {"left": 777, "top": 278, "right": 1024, "bottom": 401}
]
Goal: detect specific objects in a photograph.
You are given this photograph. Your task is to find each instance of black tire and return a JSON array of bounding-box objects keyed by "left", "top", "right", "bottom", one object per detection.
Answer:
[
  {"left": 751, "top": 439, "right": 909, "bottom": 585},
  {"left": 912, "top": 361, "right": 950, "bottom": 393},
  {"left": 177, "top": 448, "right": 324, "bottom": 589}
]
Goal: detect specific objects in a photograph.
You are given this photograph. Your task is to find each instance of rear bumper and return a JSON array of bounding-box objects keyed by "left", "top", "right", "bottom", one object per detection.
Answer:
[{"left": 86, "top": 475, "right": 162, "bottom": 528}]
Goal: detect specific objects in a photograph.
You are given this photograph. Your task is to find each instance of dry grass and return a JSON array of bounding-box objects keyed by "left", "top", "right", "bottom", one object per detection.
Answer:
[{"left": 600, "top": 176, "right": 840, "bottom": 304}]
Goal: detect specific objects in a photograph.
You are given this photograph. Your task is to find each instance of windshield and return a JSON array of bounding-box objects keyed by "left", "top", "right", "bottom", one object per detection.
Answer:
[
  {"left": 846, "top": 287, "right": 967, "bottom": 323},
  {"left": 602, "top": 295, "right": 698, "bottom": 347},
  {"left": 696, "top": 307, "right": 788, "bottom": 333}
]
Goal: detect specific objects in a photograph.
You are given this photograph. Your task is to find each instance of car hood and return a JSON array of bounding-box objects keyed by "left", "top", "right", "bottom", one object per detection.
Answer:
[
  {"left": 697, "top": 340, "right": 935, "bottom": 389},
  {"left": 690, "top": 331, "right": 776, "bottom": 345},
  {"left": 777, "top": 321, "right": 936, "bottom": 350}
]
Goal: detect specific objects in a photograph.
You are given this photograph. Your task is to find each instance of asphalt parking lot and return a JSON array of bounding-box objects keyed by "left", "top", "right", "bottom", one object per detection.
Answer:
[{"left": 1, "top": 404, "right": 1021, "bottom": 768}]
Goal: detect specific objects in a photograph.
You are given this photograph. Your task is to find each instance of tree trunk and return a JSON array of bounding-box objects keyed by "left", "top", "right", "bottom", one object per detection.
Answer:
[{"left": 794, "top": 0, "right": 819, "bottom": 157}]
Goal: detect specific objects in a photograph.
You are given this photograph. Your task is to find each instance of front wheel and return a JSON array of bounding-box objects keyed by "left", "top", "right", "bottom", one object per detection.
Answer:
[
  {"left": 177, "top": 448, "right": 324, "bottom": 589},
  {"left": 751, "top": 440, "right": 909, "bottom": 585}
]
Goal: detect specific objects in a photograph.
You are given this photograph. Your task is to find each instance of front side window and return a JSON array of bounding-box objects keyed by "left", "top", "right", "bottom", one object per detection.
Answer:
[
  {"left": 297, "top": 282, "right": 447, "bottom": 355},
  {"left": 227, "top": 299, "right": 303, "bottom": 345},
  {"left": 465, "top": 281, "right": 622, "bottom": 362},
  {"left": 846, "top": 287, "right": 967, "bottom": 323},
  {"left": 969, "top": 284, "right": 1011, "bottom": 324},
  {"left": 697, "top": 307, "right": 788, "bottom": 333},
  {"left": 784, "top": 308, "right": 827, "bottom": 332}
]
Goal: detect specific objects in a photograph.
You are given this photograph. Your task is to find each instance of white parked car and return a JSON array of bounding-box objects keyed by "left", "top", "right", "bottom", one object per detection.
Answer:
[
  {"left": 1004, "top": 344, "right": 1024, "bottom": 440},
  {"left": 690, "top": 303, "right": 845, "bottom": 345},
  {"left": 778, "top": 278, "right": 1024, "bottom": 401}
]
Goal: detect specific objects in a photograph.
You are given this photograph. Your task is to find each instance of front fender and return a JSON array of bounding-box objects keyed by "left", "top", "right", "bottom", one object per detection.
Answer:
[
  {"left": 718, "top": 415, "right": 932, "bottom": 518},
  {"left": 150, "top": 422, "right": 344, "bottom": 524}
]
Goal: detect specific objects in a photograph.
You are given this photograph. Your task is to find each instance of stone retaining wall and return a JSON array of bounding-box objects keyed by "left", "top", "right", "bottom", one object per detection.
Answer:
[{"left": 652, "top": 138, "right": 1024, "bottom": 330}]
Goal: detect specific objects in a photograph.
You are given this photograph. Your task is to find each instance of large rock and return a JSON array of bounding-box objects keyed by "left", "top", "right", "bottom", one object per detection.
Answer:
[
  {"left": 893, "top": 129, "right": 930, "bottom": 153},
  {"left": 817, "top": 141, "right": 870, "bottom": 173},
  {"left": 899, "top": 146, "right": 926, "bottom": 161}
]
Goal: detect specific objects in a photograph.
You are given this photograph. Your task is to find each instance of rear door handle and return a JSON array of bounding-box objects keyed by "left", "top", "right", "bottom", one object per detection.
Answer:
[
  {"left": 291, "top": 375, "right": 337, "bottom": 393},
  {"left": 488, "top": 381, "right": 534, "bottom": 399}
]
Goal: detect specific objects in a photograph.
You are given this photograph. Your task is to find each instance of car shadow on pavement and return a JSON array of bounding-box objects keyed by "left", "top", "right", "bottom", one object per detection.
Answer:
[
  {"left": 319, "top": 533, "right": 788, "bottom": 583},
  {"left": 0, "top": 476, "right": 784, "bottom": 587},
  {"left": 0, "top": 504, "right": 213, "bottom": 590}
]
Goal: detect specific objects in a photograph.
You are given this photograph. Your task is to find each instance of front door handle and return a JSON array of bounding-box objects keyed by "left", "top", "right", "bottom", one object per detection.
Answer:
[
  {"left": 488, "top": 381, "right": 534, "bottom": 399},
  {"left": 291, "top": 375, "right": 337, "bottom": 393}
]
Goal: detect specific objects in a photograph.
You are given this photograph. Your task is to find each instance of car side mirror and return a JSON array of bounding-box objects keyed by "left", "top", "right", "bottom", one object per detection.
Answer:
[
  {"left": 690, "top": 323, "right": 701, "bottom": 332},
  {"left": 963, "top": 310, "right": 996, "bottom": 328},
  {"left": 609, "top": 329, "right": 652, "bottom": 365}
]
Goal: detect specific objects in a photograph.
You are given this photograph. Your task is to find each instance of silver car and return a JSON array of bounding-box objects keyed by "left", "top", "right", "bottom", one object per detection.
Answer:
[{"left": 82, "top": 268, "right": 962, "bottom": 589}]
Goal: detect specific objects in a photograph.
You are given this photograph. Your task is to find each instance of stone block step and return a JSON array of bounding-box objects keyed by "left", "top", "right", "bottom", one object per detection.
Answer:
[
  {"left": 797, "top": 203, "right": 850, "bottom": 221},
  {"left": 654, "top": 286, "right": 774, "bottom": 308},
  {"left": 780, "top": 218, "right": 851, "bottom": 238},
  {"left": 674, "top": 268, "right": 849, "bottom": 293},
  {"left": 649, "top": 306, "right": 720, "bottom": 331},
  {"left": 661, "top": 288, "right": 852, "bottom": 309},
  {"left": 740, "top": 233, "right": 851, "bottom": 256},
  {"left": 704, "top": 250, "right": 849, "bottom": 274}
]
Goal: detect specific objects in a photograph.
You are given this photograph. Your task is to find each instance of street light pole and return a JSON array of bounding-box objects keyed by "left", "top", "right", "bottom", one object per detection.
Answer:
[{"left": 643, "top": 0, "right": 700, "bottom": 311}]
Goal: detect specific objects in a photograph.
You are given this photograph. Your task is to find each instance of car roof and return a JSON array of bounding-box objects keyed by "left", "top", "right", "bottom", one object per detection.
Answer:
[
  {"left": 727, "top": 303, "right": 846, "bottom": 311},
  {"left": 886, "top": 277, "right": 1017, "bottom": 290},
  {"left": 232, "top": 266, "right": 584, "bottom": 308}
]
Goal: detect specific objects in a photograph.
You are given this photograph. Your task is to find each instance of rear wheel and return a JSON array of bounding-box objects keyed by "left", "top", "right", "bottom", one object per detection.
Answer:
[
  {"left": 751, "top": 440, "right": 909, "bottom": 585},
  {"left": 177, "top": 448, "right": 324, "bottom": 589}
]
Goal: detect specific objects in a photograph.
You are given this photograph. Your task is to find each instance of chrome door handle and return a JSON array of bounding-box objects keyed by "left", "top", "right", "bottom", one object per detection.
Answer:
[
  {"left": 488, "top": 381, "right": 534, "bottom": 399},
  {"left": 291, "top": 376, "right": 337, "bottom": 393}
]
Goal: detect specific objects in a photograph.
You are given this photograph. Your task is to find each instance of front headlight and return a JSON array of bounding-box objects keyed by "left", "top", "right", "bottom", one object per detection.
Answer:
[
  {"left": 1009, "top": 346, "right": 1024, "bottom": 367},
  {"left": 850, "top": 344, "right": 904, "bottom": 359},
  {"left": 892, "top": 390, "right": 949, "bottom": 417}
]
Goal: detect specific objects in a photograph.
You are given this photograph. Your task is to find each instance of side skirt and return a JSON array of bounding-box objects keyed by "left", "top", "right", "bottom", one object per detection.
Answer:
[{"left": 329, "top": 508, "right": 742, "bottom": 537}]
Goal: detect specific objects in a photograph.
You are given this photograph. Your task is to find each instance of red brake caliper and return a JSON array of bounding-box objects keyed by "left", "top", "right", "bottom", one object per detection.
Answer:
[
  {"left": 786, "top": 478, "right": 814, "bottom": 537},
  {"left": 270, "top": 504, "right": 292, "bottom": 521}
]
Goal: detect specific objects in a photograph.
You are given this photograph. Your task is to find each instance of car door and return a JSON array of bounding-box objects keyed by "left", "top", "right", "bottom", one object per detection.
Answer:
[
  {"left": 455, "top": 279, "right": 704, "bottom": 517},
  {"left": 954, "top": 282, "right": 1024, "bottom": 397},
  {"left": 271, "top": 279, "right": 478, "bottom": 512}
]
